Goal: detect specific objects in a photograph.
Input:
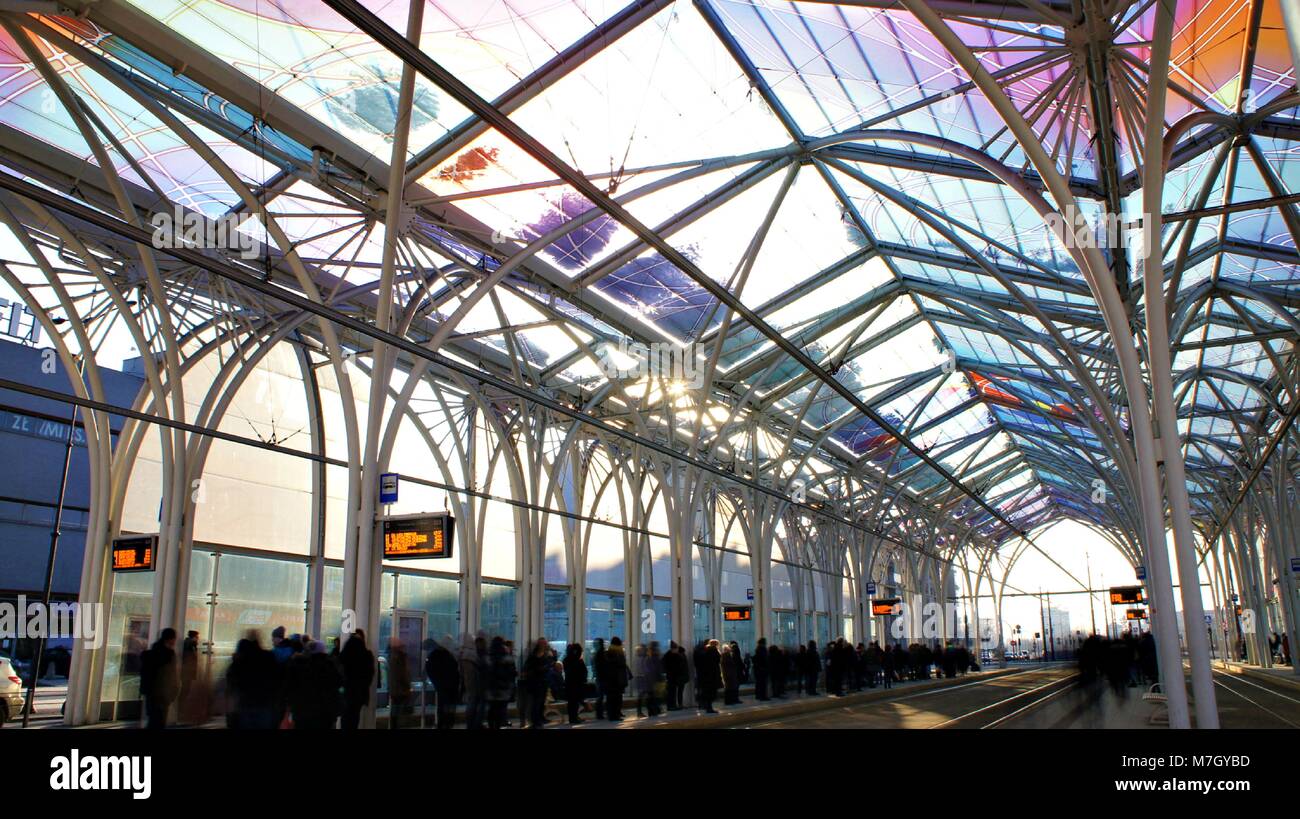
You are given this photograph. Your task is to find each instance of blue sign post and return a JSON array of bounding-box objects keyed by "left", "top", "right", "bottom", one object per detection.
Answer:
[
  {"left": 1135, "top": 565, "right": 1146, "bottom": 581},
  {"left": 1291, "top": 557, "right": 1300, "bottom": 574},
  {"left": 866, "top": 582, "right": 877, "bottom": 597},
  {"left": 379, "top": 472, "right": 399, "bottom": 505}
]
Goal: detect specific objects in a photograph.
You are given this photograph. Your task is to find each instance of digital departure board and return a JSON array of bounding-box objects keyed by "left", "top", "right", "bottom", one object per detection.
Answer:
[
  {"left": 112, "top": 535, "right": 157, "bottom": 573},
  {"left": 1109, "top": 586, "right": 1144, "bottom": 605},
  {"left": 383, "top": 513, "right": 454, "bottom": 560},
  {"left": 871, "top": 598, "right": 901, "bottom": 616},
  {"left": 1125, "top": 608, "right": 1147, "bottom": 621},
  {"left": 722, "top": 605, "right": 752, "bottom": 622}
]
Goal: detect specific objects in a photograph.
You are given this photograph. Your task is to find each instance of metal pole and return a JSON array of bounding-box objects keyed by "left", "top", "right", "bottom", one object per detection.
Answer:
[
  {"left": 1047, "top": 591, "right": 1056, "bottom": 661},
  {"left": 1087, "top": 553, "right": 1098, "bottom": 636},
  {"left": 23, "top": 387, "right": 79, "bottom": 727}
]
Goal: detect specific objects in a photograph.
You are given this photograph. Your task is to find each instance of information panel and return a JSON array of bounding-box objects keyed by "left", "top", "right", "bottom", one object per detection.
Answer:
[
  {"left": 871, "top": 598, "right": 901, "bottom": 616},
  {"left": 112, "top": 535, "right": 157, "bottom": 573},
  {"left": 383, "top": 513, "right": 455, "bottom": 560},
  {"left": 1125, "top": 608, "right": 1147, "bottom": 621},
  {"left": 1109, "top": 586, "right": 1144, "bottom": 605},
  {"left": 722, "top": 605, "right": 752, "bottom": 622}
]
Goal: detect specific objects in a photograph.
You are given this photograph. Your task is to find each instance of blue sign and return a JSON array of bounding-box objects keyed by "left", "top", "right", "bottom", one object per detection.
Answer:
[
  {"left": 1291, "top": 557, "right": 1300, "bottom": 573},
  {"left": 866, "top": 582, "right": 877, "bottom": 596},
  {"left": 379, "top": 472, "right": 399, "bottom": 504},
  {"left": 746, "top": 588, "right": 753, "bottom": 600},
  {"left": 1231, "top": 593, "right": 1239, "bottom": 603},
  {"left": 1135, "top": 565, "right": 1146, "bottom": 581}
]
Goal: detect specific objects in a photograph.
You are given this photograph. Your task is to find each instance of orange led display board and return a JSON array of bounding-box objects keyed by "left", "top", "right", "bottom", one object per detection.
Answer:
[
  {"left": 383, "top": 513, "right": 455, "bottom": 560},
  {"left": 112, "top": 535, "right": 157, "bottom": 573}
]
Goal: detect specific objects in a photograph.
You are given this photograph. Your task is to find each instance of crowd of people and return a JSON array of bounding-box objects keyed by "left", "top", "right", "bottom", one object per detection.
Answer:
[
  {"left": 1076, "top": 632, "right": 1159, "bottom": 692},
  {"left": 137, "top": 626, "right": 984, "bottom": 729}
]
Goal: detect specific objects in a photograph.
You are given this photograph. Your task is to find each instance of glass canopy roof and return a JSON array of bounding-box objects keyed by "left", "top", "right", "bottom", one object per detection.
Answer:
[{"left": 0, "top": 0, "right": 1294, "bottom": 550}]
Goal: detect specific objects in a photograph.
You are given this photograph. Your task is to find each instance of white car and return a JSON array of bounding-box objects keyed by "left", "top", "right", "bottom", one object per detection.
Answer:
[{"left": 0, "top": 658, "right": 28, "bottom": 725}]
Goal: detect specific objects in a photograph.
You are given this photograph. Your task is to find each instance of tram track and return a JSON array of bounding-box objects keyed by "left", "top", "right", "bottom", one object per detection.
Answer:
[
  {"left": 1210, "top": 667, "right": 1300, "bottom": 728},
  {"left": 737, "top": 664, "right": 1077, "bottom": 729}
]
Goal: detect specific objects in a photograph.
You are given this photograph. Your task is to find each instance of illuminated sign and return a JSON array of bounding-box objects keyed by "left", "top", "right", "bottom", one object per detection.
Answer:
[
  {"left": 383, "top": 513, "right": 455, "bottom": 560},
  {"left": 722, "top": 606, "right": 752, "bottom": 622},
  {"left": 1126, "top": 608, "right": 1147, "bottom": 621},
  {"left": 112, "top": 534, "right": 157, "bottom": 573},
  {"left": 871, "top": 598, "right": 901, "bottom": 616},
  {"left": 1109, "top": 586, "right": 1144, "bottom": 605}
]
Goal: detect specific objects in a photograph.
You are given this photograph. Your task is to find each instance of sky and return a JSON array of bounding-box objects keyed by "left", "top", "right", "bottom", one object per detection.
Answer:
[{"left": 989, "top": 519, "right": 1217, "bottom": 651}]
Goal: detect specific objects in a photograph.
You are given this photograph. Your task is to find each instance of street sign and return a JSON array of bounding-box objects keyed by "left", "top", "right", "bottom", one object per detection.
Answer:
[
  {"left": 1291, "top": 557, "right": 1300, "bottom": 573},
  {"left": 379, "top": 472, "right": 399, "bottom": 505},
  {"left": 746, "top": 588, "right": 753, "bottom": 600},
  {"left": 866, "top": 582, "right": 877, "bottom": 596},
  {"left": 1135, "top": 565, "right": 1146, "bottom": 581}
]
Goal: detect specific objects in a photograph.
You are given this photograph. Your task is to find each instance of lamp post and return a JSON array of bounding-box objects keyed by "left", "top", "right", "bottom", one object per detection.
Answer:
[{"left": 22, "top": 372, "right": 80, "bottom": 728}]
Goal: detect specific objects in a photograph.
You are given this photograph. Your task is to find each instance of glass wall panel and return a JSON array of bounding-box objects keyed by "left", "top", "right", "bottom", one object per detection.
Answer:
[
  {"left": 101, "top": 570, "right": 154, "bottom": 714},
  {"left": 652, "top": 597, "right": 671, "bottom": 647},
  {"left": 480, "top": 581, "right": 517, "bottom": 643},
  {"left": 319, "top": 564, "right": 345, "bottom": 645},
  {"left": 693, "top": 601, "right": 711, "bottom": 645},
  {"left": 772, "top": 609, "right": 797, "bottom": 649},
  {"left": 543, "top": 588, "right": 569, "bottom": 654},
  {"left": 210, "top": 553, "right": 307, "bottom": 679},
  {"left": 771, "top": 562, "right": 795, "bottom": 609},
  {"left": 185, "top": 550, "right": 215, "bottom": 675},
  {"left": 815, "top": 612, "right": 831, "bottom": 648},
  {"left": 396, "top": 573, "right": 459, "bottom": 644},
  {"left": 722, "top": 615, "right": 755, "bottom": 658},
  {"left": 584, "top": 590, "right": 624, "bottom": 671}
]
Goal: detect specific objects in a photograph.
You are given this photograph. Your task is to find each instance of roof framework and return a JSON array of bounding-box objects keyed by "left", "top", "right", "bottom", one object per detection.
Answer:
[{"left": 0, "top": 0, "right": 1295, "bottom": 571}]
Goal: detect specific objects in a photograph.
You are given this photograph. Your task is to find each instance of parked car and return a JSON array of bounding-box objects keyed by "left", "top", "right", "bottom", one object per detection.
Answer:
[{"left": 0, "top": 658, "right": 29, "bottom": 725}]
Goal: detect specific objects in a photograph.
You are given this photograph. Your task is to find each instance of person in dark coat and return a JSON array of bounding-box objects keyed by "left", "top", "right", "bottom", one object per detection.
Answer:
[
  {"left": 802, "top": 640, "right": 821, "bottom": 695},
  {"left": 425, "top": 635, "right": 460, "bottom": 729},
  {"left": 663, "top": 641, "right": 686, "bottom": 710},
  {"left": 591, "top": 637, "right": 608, "bottom": 720},
  {"left": 563, "top": 643, "right": 588, "bottom": 724},
  {"left": 339, "top": 630, "right": 375, "bottom": 730},
  {"left": 720, "top": 643, "right": 740, "bottom": 705},
  {"left": 696, "top": 639, "right": 722, "bottom": 713},
  {"left": 485, "top": 636, "right": 517, "bottom": 729},
  {"left": 770, "top": 643, "right": 787, "bottom": 698},
  {"left": 752, "top": 638, "right": 770, "bottom": 700},
  {"left": 139, "top": 628, "right": 179, "bottom": 729},
  {"left": 522, "top": 638, "right": 552, "bottom": 729},
  {"left": 601, "top": 636, "right": 630, "bottom": 720},
  {"left": 179, "top": 631, "right": 200, "bottom": 718},
  {"left": 692, "top": 640, "right": 707, "bottom": 705},
  {"left": 287, "top": 640, "right": 342, "bottom": 729},
  {"left": 226, "top": 631, "right": 277, "bottom": 729}
]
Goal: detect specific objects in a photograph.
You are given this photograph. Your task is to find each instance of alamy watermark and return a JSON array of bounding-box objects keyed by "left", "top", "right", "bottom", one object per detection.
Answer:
[
  {"left": 150, "top": 206, "right": 262, "bottom": 260},
  {"left": 1042, "top": 206, "right": 1154, "bottom": 261},
  {"left": 0, "top": 596, "right": 102, "bottom": 649},
  {"left": 598, "top": 337, "right": 705, "bottom": 389}
]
